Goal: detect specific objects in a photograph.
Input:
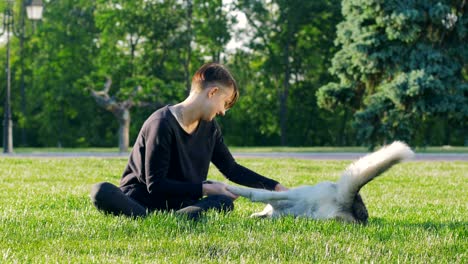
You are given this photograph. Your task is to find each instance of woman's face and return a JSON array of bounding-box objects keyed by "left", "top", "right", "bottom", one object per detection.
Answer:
[{"left": 204, "top": 86, "right": 234, "bottom": 121}]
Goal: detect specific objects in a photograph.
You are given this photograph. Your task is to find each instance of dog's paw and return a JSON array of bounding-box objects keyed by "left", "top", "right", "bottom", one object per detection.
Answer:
[
  {"left": 250, "top": 204, "right": 273, "bottom": 218},
  {"left": 250, "top": 212, "right": 270, "bottom": 218}
]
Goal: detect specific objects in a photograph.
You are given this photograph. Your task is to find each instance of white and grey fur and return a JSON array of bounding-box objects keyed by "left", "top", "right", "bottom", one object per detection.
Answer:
[{"left": 227, "top": 141, "right": 414, "bottom": 223}]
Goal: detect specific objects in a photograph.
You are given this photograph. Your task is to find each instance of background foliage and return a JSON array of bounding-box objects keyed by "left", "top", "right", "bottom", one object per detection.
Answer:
[
  {"left": 0, "top": 0, "right": 466, "bottom": 148},
  {"left": 317, "top": 0, "right": 467, "bottom": 148}
]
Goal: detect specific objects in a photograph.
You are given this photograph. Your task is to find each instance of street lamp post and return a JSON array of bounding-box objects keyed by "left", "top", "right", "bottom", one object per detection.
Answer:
[{"left": 1, "top": 0, "right": 43, "bottom": 153}]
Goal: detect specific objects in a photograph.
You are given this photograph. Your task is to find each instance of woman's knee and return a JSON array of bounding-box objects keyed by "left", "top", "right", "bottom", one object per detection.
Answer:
[
  {"left": 90, "top": 182, "right": 118, "bottom": 202},
  {"left": 90, "top": 182, "right": 147, "bottom": 217},
  {"left": 208, "top": 195, "right": 235, "bottom": 212}
]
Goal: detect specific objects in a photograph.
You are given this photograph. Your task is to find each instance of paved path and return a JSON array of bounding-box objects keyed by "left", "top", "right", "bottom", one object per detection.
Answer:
[
  {"left": 1, "top": 152, "right": 467, "bottom": 161},
  {"left": 234, "top": 152, "right": 468, "bottom": 161}
]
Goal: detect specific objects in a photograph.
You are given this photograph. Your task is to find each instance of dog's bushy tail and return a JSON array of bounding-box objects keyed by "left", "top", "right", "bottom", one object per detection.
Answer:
[{"left": 336, "top": 141, "right": 414, "bottom": 209}]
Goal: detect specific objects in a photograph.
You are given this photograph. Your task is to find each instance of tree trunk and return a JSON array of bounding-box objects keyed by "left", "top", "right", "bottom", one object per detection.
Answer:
[
  {"left": 118, "top": 109, "right": 130, "bottom": 153},
  {"left": 184, "top": 0, "right": 193, "bottom": 94},
  {"left": 465, "top": 133, "right": 468, "bottom": 146},
  {"left": 444, "top": 118, "right": 451, "bottom": 146},
  {"left": 280, "top": 35, "right": 291, "bottom": 146},
  {"left": 337, "top": 110, "right": 349, "bottom": 146},
  {"left": 3, "top": 17, "right": 13, "bottom": 154},
  {"left": 89, "top": 78, "right": 140, "bottom": 153},
  {"left": 19, "top": 3, "right": 27, "bottom": 146}
]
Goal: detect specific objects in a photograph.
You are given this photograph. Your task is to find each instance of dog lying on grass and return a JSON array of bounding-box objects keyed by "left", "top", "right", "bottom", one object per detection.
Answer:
[{"left": 227, "top": 141, "right": 414, "bottom": 224}]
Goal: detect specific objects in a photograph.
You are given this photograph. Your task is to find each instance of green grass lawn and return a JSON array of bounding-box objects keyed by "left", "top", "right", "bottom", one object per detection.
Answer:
[{"left": 0, "top": 157, "right": 466, "bottom": 263}]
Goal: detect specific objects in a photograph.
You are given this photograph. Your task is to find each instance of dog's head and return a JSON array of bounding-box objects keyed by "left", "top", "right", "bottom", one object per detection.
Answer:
[{"left": 351, "top": 193, "right": 369, "bottom": 224}]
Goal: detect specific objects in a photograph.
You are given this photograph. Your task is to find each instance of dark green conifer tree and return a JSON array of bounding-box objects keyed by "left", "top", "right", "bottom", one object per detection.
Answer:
[{"left": 318, "top": 0, "right": 467, "bottom": 147}]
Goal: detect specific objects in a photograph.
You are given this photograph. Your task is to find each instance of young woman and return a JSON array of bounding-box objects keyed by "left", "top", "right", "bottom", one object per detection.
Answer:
[{"left": 91, "top": 62, "right": 287, "bottom": 219}]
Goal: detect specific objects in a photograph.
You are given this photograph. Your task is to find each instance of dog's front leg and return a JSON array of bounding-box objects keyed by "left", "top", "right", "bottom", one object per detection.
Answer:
[{"left": 227, "top": 186, "right": 290, "bottom": 203}]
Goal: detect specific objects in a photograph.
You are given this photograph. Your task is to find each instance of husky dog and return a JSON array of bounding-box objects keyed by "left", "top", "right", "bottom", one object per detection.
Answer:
[{"left": 227, "top": 141, "right": 414, "bottom": 223}]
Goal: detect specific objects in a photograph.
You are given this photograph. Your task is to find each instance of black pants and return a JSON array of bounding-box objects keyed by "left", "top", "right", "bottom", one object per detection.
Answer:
[{"left": 90, "top": 182, "right": 234, "bottom": 220}]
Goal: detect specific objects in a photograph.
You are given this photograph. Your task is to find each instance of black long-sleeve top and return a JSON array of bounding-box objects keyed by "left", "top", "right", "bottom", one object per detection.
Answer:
[{"left": 120, "top": 105, "right": 278, "bottom": 202}]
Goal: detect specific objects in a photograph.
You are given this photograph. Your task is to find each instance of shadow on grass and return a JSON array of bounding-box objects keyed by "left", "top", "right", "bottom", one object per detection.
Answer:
[{"left": 369, "top": 217, "right": 467, "bottom": 230}]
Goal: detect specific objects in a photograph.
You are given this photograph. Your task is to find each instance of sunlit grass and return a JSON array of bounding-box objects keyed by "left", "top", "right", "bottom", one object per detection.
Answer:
[{"left": 0, "top": 158, "right": 466, "bottom": 263}]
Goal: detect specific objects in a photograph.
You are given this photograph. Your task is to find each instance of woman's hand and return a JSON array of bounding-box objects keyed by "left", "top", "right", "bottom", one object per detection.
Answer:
[
  {"left": 274, "top": 183, "right": 289, "bottom": 192},
  {"left": 203, "top": 181, "right": 239, "bottom": 200}
]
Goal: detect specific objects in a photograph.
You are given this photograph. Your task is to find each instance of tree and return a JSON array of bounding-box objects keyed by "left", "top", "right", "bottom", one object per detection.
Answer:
[
  {"left": 318, "top": 0, "right": 467, "bottom": 148},
  {"left": 180, "top": 0, "right": 234, "bottom": 93},
  {"left": 88, "top": 78, "right": 154, "bottom": 152},
  {"left": 25, "top": 0, "right": 100, "bottom": 147},
  {"left": 222, "top": 51, "right": 281, "bottom": 145},
  {"left": 235, "top": 0, "right": 342, "bottom": 146},
  {"left": 88, "top": 0, "right": 188, "bottom": 150},
  {"left": 193, "top": 0, "right": 232, "bottom": 63}
]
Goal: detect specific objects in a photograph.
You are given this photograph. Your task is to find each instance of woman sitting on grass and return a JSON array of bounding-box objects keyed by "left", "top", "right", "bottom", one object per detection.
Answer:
[{"left": 90, "top": 62, "right": 287, "bottom": 220}]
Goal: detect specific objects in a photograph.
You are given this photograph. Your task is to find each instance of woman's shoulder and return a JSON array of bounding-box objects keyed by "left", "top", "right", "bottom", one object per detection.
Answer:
[
  {"left": 142, "top": 105, "right": 175, "bottom": 131},
  {"left": 147, "top": 105, "right": 170, "bottom": 120}
]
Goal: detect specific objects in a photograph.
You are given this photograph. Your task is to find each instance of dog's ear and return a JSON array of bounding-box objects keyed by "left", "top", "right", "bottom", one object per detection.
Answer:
[{"left": 351, "top": 193, "right": 369, "bottom": 224}]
